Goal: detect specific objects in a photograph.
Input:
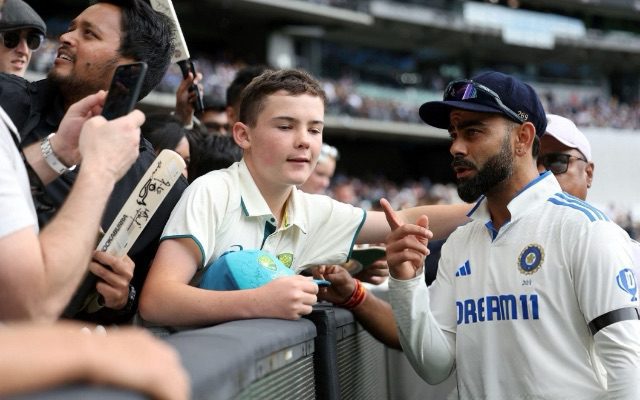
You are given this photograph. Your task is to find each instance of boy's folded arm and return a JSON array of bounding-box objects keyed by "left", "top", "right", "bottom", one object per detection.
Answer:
[{"left": 139, "top": 239, "right": 319, "bottom": 326}]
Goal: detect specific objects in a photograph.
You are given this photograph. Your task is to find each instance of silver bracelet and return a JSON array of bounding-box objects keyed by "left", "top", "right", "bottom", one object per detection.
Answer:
[{"left": 40, "top": 132, "right": 75, "bottom": 174}]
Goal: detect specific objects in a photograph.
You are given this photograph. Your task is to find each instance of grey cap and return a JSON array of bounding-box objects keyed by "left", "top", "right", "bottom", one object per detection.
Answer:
[{"left": 0, "top": 0, "right": 46, "bottom": 35}]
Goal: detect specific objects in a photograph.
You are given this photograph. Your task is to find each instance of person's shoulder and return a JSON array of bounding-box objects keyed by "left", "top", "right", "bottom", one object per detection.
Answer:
[
  {"left": 543, "top": 192, "right": 611, "bottom": 226},
  {"left": 0, "top": 75, "right": 46, "bottom": 133},
  {"left": 0, "top": 72, "right": 29, "bottom": 88}
]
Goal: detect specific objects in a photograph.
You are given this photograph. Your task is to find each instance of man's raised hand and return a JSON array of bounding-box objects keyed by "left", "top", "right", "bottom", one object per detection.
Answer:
[{"left": 380, "top": 198, "right": 431, "bottom": 280}]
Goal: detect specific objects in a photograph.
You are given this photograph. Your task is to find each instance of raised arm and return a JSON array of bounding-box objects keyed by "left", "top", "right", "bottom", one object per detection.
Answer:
[
  {"left": 381, "top": 198, "right": 456, "bottom": 384},
  {"left": 356, "top": 202, "right": 470, "bottom": 245}
]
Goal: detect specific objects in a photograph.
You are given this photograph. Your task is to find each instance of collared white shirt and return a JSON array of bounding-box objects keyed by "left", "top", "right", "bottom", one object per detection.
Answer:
[
  {"left": 391, "top": 171, "right": 640, "bottom": 399},
  {"left": 162, "top": 160, "right": 366, "bottom": 283}
]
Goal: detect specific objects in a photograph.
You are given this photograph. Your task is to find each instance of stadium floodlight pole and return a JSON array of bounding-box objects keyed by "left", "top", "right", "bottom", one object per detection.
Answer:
[{"left": 149, "top": 0, "right": 205, "bottom": 113}]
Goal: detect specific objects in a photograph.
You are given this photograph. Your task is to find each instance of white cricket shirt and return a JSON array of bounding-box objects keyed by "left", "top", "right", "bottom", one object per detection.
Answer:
[
  {"left": 390, "top": 171, "right": 640, "bottom": 399},
  {"left": 161, "top": 160, "right": 366, "bottom": 283}
]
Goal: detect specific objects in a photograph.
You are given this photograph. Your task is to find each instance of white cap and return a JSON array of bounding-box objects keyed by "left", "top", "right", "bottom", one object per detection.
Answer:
[{"left": 544, "top": 114, "right": 592, "bottom": 161}]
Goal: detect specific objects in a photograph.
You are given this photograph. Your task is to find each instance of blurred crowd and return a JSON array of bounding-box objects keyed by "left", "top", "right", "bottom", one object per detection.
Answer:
[{"left": 28, "top": 39, "right": 640, "bottom": 130}]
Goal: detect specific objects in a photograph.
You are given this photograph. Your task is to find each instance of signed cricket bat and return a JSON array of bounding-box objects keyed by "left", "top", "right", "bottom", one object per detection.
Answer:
[
  {"left": 63, "top": 149, "right": 186, "bottom": 316},
  {"left": 149, "top": 0, "right": 204, "bottom": 113}
]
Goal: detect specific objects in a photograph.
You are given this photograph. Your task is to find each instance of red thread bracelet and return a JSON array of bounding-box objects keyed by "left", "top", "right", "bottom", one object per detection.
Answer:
[{"left": 338, "top": 278, "right": 367, "bottom": 309}]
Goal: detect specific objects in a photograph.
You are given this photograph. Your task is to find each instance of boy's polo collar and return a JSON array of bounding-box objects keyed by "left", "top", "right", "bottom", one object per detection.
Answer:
[
  {"left": 237, "top": 159, "right": 308, "bottom": 233},
  {"left": 468, "top": 171, "right": 560, "bottom": 223}
]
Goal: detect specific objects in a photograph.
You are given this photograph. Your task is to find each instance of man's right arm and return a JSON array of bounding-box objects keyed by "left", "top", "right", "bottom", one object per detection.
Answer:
[
  {"left": 139, "top": 238, "right": 319, "bottom": 327},
  {"left": 382, "top": 198, "right": 456, "bottom": 383},
  {"left": 0, "top": 108, "right": 144, "bottom": 321}
]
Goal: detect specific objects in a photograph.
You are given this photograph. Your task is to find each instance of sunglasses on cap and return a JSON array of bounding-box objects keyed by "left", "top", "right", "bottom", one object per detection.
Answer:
[
  {"left": 444, "top": 80, "right": 525, "bottom": 124},
  {"left": 537, "top": 152, "right": 587, "bottom": 175},
  {"left": 0, "top": 30, "right": 44, "bottom": 51}
]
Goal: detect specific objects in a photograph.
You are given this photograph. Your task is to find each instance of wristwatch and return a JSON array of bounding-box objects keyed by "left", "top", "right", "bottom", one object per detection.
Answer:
[
  {"left": 122, "top": 285, "right": 137, "bottom": 314},
  {"left": 40, "top": 132, "right": 75, "bottom": 174}
]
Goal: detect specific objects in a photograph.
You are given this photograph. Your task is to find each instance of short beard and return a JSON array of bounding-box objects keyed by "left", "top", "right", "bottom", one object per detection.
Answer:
[
  {"left": 47, "top": 56, "right": 120, "bottom": 106},
  {"left": 455, "top": 132, "right": 514, "bottom": 203}
]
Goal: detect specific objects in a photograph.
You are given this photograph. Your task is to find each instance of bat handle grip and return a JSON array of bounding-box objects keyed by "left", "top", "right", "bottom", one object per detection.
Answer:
[{"left": 178, "top": 59, "right": 204, "bottom": 114}]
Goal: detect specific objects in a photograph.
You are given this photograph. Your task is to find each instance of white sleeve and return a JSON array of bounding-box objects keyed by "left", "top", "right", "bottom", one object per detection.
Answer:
[
  {"left": 594, "top": 320, "right": 640, "bottom": 399},
  {"left": 388, "top": 273, "right": 455, "bottom": 384}
]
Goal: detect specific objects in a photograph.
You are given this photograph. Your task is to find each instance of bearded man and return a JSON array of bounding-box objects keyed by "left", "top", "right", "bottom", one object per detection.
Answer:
[
  {"left": 0, "top": 0, "right": 188, "bottom": 324},
  {"left": 382, "top": 71, "right": 640, "bottom": 399}
]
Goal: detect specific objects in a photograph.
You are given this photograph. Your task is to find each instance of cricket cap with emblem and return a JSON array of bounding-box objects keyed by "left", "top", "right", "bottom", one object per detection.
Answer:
[
  {"left": 0, "top": 0, "right": 46, "bottom": 35},
  {"left": 544, "top": 114, "right": 592, "bottom": 161},
  {"left": 419, "top": 71, "right": 547, "bottom": 138},
  {"left": 199, "top": 249, "right": 294, "bottom": 291}
]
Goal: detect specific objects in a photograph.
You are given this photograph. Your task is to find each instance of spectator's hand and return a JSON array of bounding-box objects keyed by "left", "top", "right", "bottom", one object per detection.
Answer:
[
  {"left": 89, "top": 252, "right": 135, "bottom": 310},
  {"left": 174, "top": 71, "right": 203, "bottom": 127},
  {"left": 255, "top": 275, "right": 318, "bottom": 319},
  {"left": 380, "top": 198, "right": 431, "bottom": 280},
  {"left": 354, "top": 258, "right": 389, "bottom": 285},
  {"left": 51, "top": 90, "right": 108, "bottom": 167},
  {"left": 78, "top": 110, "right": 144, "bottom": 183},
  {"left": 313, "top": 265, "right": 356, "bottom": 304},
  {"left": 91, "top": 327, "right": 190, "bottom": 400}
]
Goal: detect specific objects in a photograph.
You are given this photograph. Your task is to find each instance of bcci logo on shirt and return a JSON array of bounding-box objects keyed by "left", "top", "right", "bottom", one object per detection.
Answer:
[{"left": 518, "top": 244, "right": 544, "bottom": 275}]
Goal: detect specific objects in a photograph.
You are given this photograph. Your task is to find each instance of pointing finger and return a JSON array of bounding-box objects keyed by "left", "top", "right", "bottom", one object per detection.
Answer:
[{"left": 380, "top": 198, "right": 403, "bottom": 230}]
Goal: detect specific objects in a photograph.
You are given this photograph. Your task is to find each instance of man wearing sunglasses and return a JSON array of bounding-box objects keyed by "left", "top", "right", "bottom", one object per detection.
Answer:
[
  {"left": 538, "top": 113, "right": 594, "bottom": 201},
  {"left": 383, "top": 71, "right": 640, "bottom": 399},
  {"left": 0, "top": 0, "right": 45, "bottom": 77}
]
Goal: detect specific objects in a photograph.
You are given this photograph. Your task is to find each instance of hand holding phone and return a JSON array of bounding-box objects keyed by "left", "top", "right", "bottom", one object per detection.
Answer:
[{"left": 102, "top": 62, "right": 148, "bottom": 120}]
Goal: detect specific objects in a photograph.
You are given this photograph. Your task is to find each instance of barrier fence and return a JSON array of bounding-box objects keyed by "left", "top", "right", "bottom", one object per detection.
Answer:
[{"left": 9, "top": 288, "right": 454, "bottom": 399}]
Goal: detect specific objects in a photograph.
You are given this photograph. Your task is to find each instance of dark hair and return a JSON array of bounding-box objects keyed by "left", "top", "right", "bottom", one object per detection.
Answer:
[
  {"left": 95, "top": 0, "right": 175, "bottom": 99},
  {"left": 238, "top": 69, "right": 326, "bottom": 127},
  {"left": 187, "top": 132, "right": 242, "bottom": 183},
  {"left": 226, "top": 65, "right": 269, "bottom": 109},
  {"left": 142, "top": 113, "right": 187, "bottom": 153},
  {"left": 202, "top": 94, "right": 226, "bottom": 112}
]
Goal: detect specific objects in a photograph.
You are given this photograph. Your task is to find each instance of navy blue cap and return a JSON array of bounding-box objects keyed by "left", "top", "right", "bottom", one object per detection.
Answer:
[
  {"left": 0, "top": 0, "right": 46, "bottom": 35},
  {"left": 419, "top": 71, "right": 547, "bottom": 137}
]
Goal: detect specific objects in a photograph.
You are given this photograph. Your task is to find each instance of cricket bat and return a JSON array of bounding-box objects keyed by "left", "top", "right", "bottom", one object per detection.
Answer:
[
  {"left": 63, "top": 149, "right": 186, "bottom": 316},
  {"left": 149, "top": 0, "right": 205, "bottom": 113}
]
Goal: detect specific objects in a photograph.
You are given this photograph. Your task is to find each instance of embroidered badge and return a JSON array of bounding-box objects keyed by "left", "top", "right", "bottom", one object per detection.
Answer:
[
  {"left": 257, "top": 254, "right": 278, "bottom": 271},
  {"left": 277, "top": 253, "right": 294, "bottom": 268},
  {"left": 518, "top": 244, "right": 544, "bottom": 275},
  {"left": 616, "top": 268, "right": 637, "bottom": 302}
]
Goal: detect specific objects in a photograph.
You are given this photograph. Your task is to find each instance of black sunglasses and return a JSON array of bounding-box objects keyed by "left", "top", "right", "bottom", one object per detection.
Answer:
[
  {"left": 0, "top": 30, "right": 44, "bottom": 51},
  {"left": 537, "top": 152, "right": 587, "bottom": 175},
  {"left": 444, "top": 80, "right": 525, "bottom": 124}
]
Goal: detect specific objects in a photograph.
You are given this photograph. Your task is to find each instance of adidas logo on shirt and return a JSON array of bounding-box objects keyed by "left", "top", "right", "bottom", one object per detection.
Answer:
[{"left": 456, "top": 260, "right": 471, "bottom": 277}]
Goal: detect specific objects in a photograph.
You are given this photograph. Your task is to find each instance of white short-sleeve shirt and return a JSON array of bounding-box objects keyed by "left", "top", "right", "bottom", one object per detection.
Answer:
[
  {"left": 162, "top": 160, "right": 366, "bottom": 282},
  {"left": 430, "top": 171, "right": 639, "bottom": 399},
  {"left": 0, "top": 106, "right": 37, "bottom": 238}
]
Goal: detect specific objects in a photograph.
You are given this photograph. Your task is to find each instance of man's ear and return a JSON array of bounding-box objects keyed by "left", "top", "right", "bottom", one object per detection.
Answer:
[
  {"left": 515, "top": 121, "right": 536, "bottom": 156},
  {"left": 586, "top": 162, "right": 595, "bottom": 188},
  {"left": 232, "top": 122, "right": 250, "bottom": 150}
]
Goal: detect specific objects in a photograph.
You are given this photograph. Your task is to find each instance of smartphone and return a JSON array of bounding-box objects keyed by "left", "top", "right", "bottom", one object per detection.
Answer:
[{"left": 101, "top": 62, "right": 148, "bottom": 120}]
